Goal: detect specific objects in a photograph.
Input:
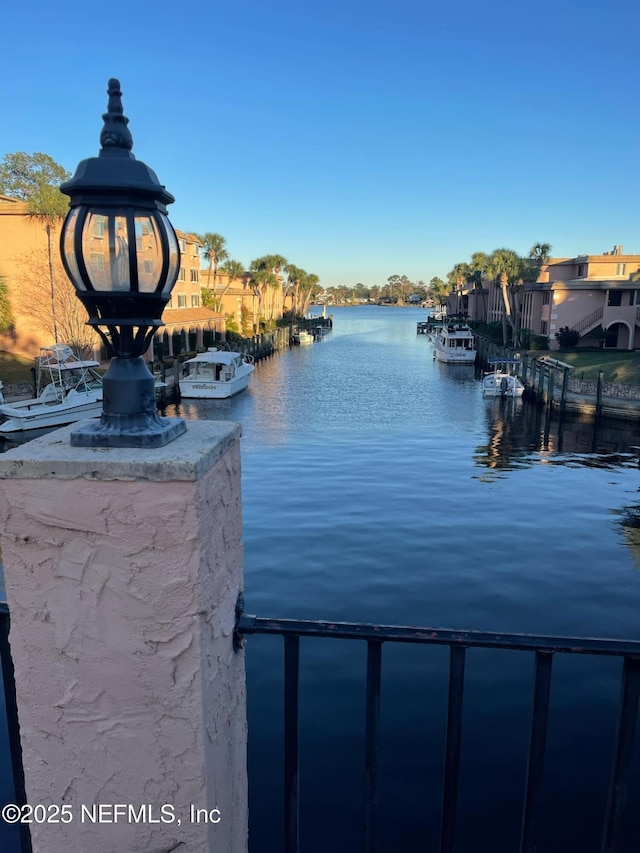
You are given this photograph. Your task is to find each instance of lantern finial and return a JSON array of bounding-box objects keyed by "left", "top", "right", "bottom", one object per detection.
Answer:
[{"left": 100, "top": 78, "right": 133, "bottom": 152}]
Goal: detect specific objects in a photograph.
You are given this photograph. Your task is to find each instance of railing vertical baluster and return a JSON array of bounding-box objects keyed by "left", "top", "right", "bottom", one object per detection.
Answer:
[
  {"left": 364, "top": 640, "right": 382, "bottom": 853},
  {"left": 440, "top": 645, "right": 466, "bottom": 853},
  {"left": 520, "top": 650, "right": 553, "bottom": 853},
  {"left": 0, "top": 606, "right": 32, "bottom": 853},
  {"left": 601, "top": 655, "right": 640, "bottom": 853},
  {"left": 284, "top": 635, "right": 300, "bottom": 853}
]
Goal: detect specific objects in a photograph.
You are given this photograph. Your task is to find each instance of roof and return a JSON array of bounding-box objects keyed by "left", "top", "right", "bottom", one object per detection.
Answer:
[
  {"left": 161, "top": 307, "right": 224, "bottom": 328},
  {"left": 174, "top": 229, "right": 202, "bottom": 246},
  {"left": 185, "top": 349, "right": 240, "bottom": 365}
]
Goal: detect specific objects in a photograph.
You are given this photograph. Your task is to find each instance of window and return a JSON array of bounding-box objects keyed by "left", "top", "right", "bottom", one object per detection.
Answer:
[
  {"left": 190, "top": 269, "right": 199, "bottom": 283},
  {"left": 541, "top": 321, "right": 548, "bottom": 335},
  {"left": 92, "top": 216, "right": 105, "bottom": 238},
  {"left": 178, "top": 267, "right": 185, "bottom": 281},
  {"left": 143, "top": 260, "right": 153, "bottom": 274},
  {"left": 179, "top": 238, "right": 186, "bottom": 253},
  {"left": 191, "top": 295, "right": 200, "bottom": 307},
  {"left": 177, "top": 294, "right": 187, "bottom": 308},
  {"left": 608, "top": 290, "right": 622, "bottom": 307},
  {"left": 90, "top": 252, "right": 104, "bottom": 270},
  {"left": 577, "top": 264, "right": 586, "bottom": 277},
  {"left": 616, "top": 263, "right": 626, "bottom": 276},
  {"left": 542, "top": 292, "right": 550, "bottom": 305}
]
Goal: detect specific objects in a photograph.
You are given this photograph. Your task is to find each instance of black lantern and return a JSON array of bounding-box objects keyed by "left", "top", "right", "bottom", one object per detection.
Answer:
[{"left": 59, "top": 78, "right": 186, "bottom": 447}]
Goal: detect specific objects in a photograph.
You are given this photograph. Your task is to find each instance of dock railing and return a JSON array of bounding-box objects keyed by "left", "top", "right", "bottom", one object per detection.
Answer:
[{"left": 236, "top": 610, "right": 640, "bottom": 853}]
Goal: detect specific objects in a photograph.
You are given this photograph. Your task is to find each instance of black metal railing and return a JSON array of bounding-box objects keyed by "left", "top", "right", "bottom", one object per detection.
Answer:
[
  {"left": 236, "top": 612, "right": 640, "bottom": 853},
  {"left": 0, "top": 602, "right": 31, "bottom": 853}
]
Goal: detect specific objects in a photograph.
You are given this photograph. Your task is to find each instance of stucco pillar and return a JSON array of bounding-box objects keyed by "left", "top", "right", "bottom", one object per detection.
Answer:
[{"left": 0, "top": 421, "right": 248, "bottom": 853}]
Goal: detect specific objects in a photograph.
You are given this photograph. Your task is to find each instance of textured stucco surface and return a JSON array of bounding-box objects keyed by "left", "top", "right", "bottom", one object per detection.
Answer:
[{"left": 0, "top": 421, "right": 248, "bottom": 852}]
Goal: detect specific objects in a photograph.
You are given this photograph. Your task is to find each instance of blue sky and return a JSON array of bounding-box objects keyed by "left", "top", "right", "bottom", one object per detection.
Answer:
[{"left": 2, "top": 0, "right": 638, "bottom": 287}]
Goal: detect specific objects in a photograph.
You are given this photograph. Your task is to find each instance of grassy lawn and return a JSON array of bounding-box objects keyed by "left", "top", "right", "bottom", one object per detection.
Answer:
[
  {"left": 0, "top": 351, "right": 36, "bottom": 386},
  {"left": 528, "top": 349, "right": 640, "bottom": 384}
]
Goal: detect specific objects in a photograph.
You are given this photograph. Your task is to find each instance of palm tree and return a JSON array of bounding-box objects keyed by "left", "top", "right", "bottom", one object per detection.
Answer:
[
  {"left": 528, "top": 242, "right": 552, "bottom": 265},
  {"left": 486, "top": 249, "right": 527, "bottom": 346},
  {"left": 299, "top": 273, "right": 320, "bottom": 317},
  {"left": 285, "top": 264, "right": 306, "bottom": 317},
  {"left": 469, "top": 252, "right": 489, "bottom": 319},
  {"left": 208, "top": 258, "right": 246, "bottom": 313},
  {"left": 251, "top": 255, "right": 288, "bottom": 323},
  {"left": 248, "top": 258, "right": 279, "bottom": 332},
  {"left": 198, "top": 233, "right": 229, "bottom": 285}
]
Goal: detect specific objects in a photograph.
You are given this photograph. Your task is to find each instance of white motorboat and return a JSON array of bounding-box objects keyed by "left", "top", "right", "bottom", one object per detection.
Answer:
[
  {"left": 294, "top": 330, "right": 314, "bottom": 345},
  {"left": 482, "top": 358, "right": 525, "bottom": 397},
  {"left": 433, "top": 322, "right": 476, "bottom": 364},
  {"left": 178, "top": 348, "right": 255, "bottom": 399},
  {"left": 0, "top": 344, "right": 103, "bottom": 433}
]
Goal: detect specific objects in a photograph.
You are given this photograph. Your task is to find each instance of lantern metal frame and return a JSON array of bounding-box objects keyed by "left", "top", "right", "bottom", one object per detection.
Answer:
[{"left": 59, "top": 79, "right": 186, "bottom": 448}]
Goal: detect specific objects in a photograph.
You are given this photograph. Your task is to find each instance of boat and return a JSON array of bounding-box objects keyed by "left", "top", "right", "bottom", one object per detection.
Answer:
[
  {"left": 433, "top": 322, "right": 476, "bottom": 364},
  {"left": 294, "top": 330, "right": 314, "bottom": 345},
  {"left": 178, "top": 348, "right": 255, "bottom": 399},
  {"left": 417, "top": 309, "right": 446, "bottom": 337},
  {"left": 482, "top": 358, "right": 525, "bottom": 397},
  {"left": 0, "top": 344, "right": 103, "bottom": 434}
]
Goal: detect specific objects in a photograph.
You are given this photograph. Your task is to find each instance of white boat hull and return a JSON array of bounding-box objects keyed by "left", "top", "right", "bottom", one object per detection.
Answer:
[
  {"left": 434, "top": 347, "right": 476, "bottom": 364},
  {"left": 179, "top": 368, "right": 253, "bottom": 399},
  {"left": 482, "top": 374, "right": 525, "bottom": 397},
  {"left": 0, "top": 395, "right": 103, "bottom": 433}
]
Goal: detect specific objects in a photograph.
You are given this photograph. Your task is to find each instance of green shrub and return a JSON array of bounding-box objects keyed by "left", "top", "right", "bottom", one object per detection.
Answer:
[
  {"left": 555, "top": 326, "right": 580, "bottom": 348},
  {"left": 529, "top": 334, "right": 549, "bottom": 351}
]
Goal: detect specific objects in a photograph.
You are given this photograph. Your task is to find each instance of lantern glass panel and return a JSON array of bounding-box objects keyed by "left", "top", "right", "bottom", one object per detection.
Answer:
[
  {"left": 161, "top": 215, "right": 180, "bottom": 297},
  {"left": 135, "top": 214, "right": 163, "bottom": 293},
  {"left": 61, "top": 207, "right": 83, "bottom": 291},
  {"left": 83, "top": 212, "right": 130, "bottom": 292}
]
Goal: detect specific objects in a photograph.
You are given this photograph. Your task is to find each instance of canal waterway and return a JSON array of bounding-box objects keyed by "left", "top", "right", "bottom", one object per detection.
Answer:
[
  {"left": 3, "top": 304, "right": 640, "bottom": 851},
  {"left": 167, "top": 305, "right": 640, "bottom": 853}
]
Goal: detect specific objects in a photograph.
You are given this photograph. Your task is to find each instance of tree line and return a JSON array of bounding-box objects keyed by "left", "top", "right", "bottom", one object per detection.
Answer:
[
  {"left": 322, "top": 243, "right": 552, "bottom": 347},
  {"left": 197, "top": 234, "right": 321, "bottom": 332}
]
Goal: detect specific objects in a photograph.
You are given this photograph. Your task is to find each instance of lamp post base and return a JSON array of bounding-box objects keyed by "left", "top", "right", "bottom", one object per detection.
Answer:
[
  {"left": 70, "top": 412, "right": 187, "bottom": 448},
  {"left": 70, "top": 356, "right": 187, "bottom": 448}
]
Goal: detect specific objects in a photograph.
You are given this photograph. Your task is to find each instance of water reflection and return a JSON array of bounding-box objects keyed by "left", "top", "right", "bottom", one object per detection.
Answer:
[
  {"left": 475, "top": 394, "right": 640, "bottom": 478},
  {"left": 612, "top": 502, "right": 640, "bottom": 568}
]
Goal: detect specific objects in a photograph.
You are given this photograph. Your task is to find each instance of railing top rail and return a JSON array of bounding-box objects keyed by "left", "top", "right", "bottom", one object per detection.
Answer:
[{"left": 237, "top": 614, "right": 640, "bottom": 657}]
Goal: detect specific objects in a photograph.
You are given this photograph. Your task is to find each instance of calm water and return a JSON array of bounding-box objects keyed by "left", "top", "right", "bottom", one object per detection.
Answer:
[
  {"left": 3, "top": 305, "right": 640, "bottom": 851},
  {"left": 168, "top": 306, "right": 640, "bottom": 853}
]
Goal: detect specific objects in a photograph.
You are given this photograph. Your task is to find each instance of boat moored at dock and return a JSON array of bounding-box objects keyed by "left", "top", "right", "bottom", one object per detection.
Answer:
[
  {"left": 0, "top": 344, "right": 103, "bottom": 433},
  {"left": 433, "top": 322, "right": 476, "bottom": 364},
  {"left": 482, "top": 357, "right": 525, "bottom": 397},
  {"left": 178, "top": 348, "right": 255, "bottom": 399}
]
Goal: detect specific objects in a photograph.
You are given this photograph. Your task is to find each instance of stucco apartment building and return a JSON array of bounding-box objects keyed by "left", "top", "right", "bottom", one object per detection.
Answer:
[
  {"left": 0, "top": 195, "right": 224, "bottom": 359},
  {"left": 466, "top": 245, "right": 640, "bottom": 351}
]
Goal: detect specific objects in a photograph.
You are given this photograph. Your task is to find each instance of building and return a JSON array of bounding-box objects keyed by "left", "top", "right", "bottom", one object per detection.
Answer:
[
  {"left": 0, "top": 198, "right": 224, "bottom": 360},
  {"left": 157, "top": 231, "right": 225, "bottom": 357},
  {"left": 201, "top": 269, "right": 285, "bottom": 334},
  {"left": 461, "top": 245, "right": 640, "bottom": 351},
  {"left": 527, "top": 246, "right": 640, "bottom": 350}
]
